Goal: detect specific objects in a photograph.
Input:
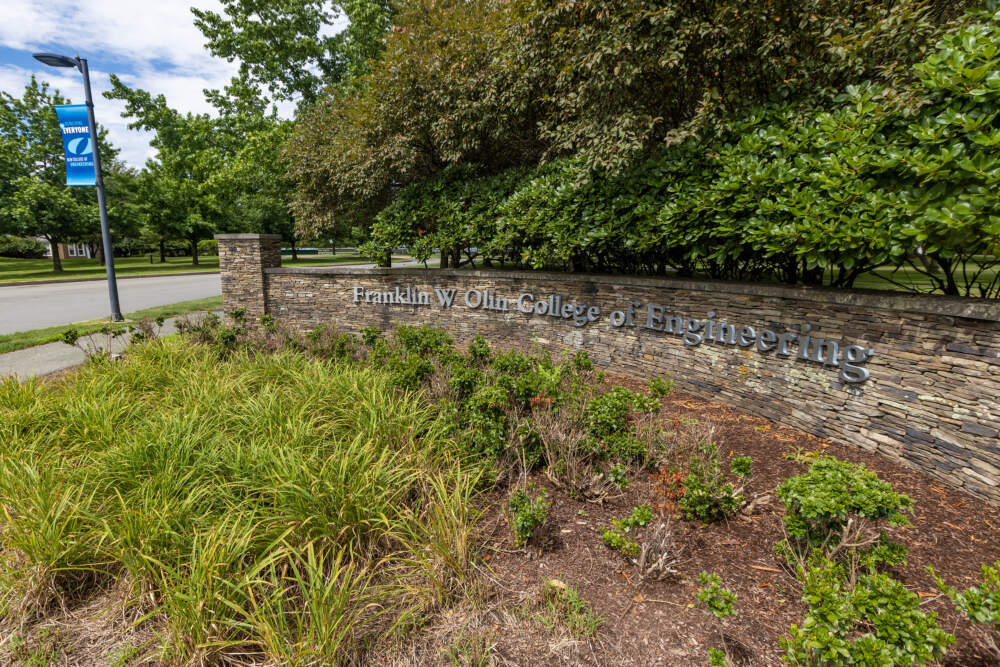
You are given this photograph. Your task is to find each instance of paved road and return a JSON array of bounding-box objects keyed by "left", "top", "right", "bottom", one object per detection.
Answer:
[{"left": 0, "top": 273, "right": 222, "bottom": 335}]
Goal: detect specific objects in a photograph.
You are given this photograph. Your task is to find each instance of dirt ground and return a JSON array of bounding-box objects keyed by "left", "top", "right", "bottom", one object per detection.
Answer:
[{"left": 394, "top": 383, "right": 1000, "bottom": 667}]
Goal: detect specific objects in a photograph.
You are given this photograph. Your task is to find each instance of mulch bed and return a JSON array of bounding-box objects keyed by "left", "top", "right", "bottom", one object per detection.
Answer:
[{"left": 473, "top": 381, "right": 1000, "bottom": 666}]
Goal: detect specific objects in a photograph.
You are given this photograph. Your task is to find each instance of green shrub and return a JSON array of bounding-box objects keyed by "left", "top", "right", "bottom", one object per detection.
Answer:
[
  {"left": 678, "top": 443, "right": 743, "bottom": 522},
  {"left": 708, "top": 647, "right": 728, "bottom": 667},
  {"left": 932, "top": 560, "right": 1000, "bottom": 636},
  {"left": 781, "top": 559, "right": 954, "bottom": 665},
  {"left": 508, "top": 486, "right": 550, "bottom": 547},
  {"left": 775, "top": 457, "right": 911, "bottom": 572},
  {"left": 729, "top": 456, "right": 752, "bottom": 478},
  {"left": 0, "top": 235, "right": 48, "bottom": 259},
  {"left": 647, "top": 375, "right": 673, "bottom": 399},
  {"left": 601, "top": 505, "right": 654, "bottom": 558},
  {"left": 571, "top": 350, "right": 593, "bottom": 372},
  {"left": 360, "top": 326, "right": 381, "bottom": 347},
  {"left": 696, "top": 572, "right": 737, "bottom": 619},
  {"left": 468, "top": 335, "right": 490, "bottom": 363},
  {"left": 607, "top": 463, "right": 628, "bottom": 489}
]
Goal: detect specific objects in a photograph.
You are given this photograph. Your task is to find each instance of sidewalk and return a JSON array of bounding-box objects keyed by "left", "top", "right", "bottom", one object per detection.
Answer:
[{"left": 0, "top": 313, "right": 201, "bottom": 381}]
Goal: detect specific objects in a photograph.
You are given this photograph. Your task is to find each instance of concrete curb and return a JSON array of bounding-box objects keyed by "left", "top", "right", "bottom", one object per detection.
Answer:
[{"left": 0, "top": 270, "right": 221, "bottom": 288}]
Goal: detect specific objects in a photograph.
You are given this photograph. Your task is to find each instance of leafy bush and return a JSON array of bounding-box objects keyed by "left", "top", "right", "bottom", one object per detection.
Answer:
[
  {"left": 729, "top": 456, "right": 752, "bottom": 478},
  {"left": 647, "top": 375, "right": 673, "bottom": 399},
  {"left": 508, "top": 486, "right": 550, "bottom": 547},
  {"left": 775, "top": 456, "right": 912, "bottom": 574},
  {"left": 607, "top": 463, "right": 628, "bottom": 489},
  {"left": 0, "top": 235, "right": 48, "bottom": 259},
  {"left": 932, "top": 560, "right": 1000, "bottom": 652},
  {"left": 782, "top": 560, "right": 954, "bottom": 665},
  {"left": 586, "top": 387, "right": 659, "bottom": 462},
  {"left": 678, "top": 443, "right": 744, "bottom": 522},
  {"left": 601, "top": 505, "right": 654, "bottom": 558},
  {"left": 696, "top": 572, "right": 737, "bottom": 619}
]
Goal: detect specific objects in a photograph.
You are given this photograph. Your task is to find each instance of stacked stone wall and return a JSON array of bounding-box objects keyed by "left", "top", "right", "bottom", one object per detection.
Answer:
[{"left": 216, "top": 235, "right": 1000, "bottom": 503}]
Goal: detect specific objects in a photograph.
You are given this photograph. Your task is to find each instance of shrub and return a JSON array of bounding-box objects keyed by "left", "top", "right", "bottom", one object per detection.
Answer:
[
  {"left": 360, "top": 326, "right": 381, "bottom": 347},
  {"left": 678, "top": 443, "right": 743, "bottom": 522},
  {"left": 601, "top": 505, "right": 654, "bottom": 558},
  {"left": 781, "top": 559, "right": 954, "bottom": 665},
  {"left": 729, "top": 456, "right": 752, "bottom": 478},
  {"left": 696, "top": 572, "right": 737, "bottom": 619},
  {"left": 647, "top": 375, "right": 673, "bottom": 399},
  {"left": 708, "top": 647, "right": 728, "bottom": 667},
  {"left": 932, "top": 560, "right": 1000, "bottom": 654},
  {"left": 467, "top": 335, "right": 490, "bottom": 363},
  {"left": 775, "top": 457, "right": 912, "bottom": 575},
  {"left": 508, "top": 486, "right": 550, "bottom": 547},
  {"left": 607, "top": 463, "right": 628, "bottom": 489},
  {"left": 0, "top": 235, "right": 48, "bottom": 259}
]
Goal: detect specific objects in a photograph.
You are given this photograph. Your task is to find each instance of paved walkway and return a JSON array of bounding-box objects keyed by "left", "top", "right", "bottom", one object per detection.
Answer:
[{"left": 0, "top": 314, "right": 195, "bottom": 381}]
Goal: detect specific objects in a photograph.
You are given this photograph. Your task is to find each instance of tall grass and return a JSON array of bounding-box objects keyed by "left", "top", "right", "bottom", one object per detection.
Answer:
[{"left": 0, "top": 338, "right": 484, "bottom": 663}]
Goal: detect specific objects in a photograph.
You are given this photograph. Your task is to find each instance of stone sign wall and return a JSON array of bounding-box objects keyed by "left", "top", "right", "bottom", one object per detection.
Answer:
[{"left": 217, "top": 234, "right": 1000, "bottom": 503}]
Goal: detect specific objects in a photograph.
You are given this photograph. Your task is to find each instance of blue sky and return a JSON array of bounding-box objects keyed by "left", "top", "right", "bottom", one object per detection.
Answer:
[{"left": 0, "top": 0, "right": 347, "bottom": 168}]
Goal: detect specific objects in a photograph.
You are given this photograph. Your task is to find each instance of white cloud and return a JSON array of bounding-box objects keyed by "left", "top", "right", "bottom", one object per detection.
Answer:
[{"left": 0, "top": 0, "right": 252, "bottom": 167}]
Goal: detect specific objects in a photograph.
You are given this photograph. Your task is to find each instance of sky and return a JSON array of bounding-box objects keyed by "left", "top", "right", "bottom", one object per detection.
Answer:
[{"left": 0, "top": 0, "right": 347, "bottom": 168}]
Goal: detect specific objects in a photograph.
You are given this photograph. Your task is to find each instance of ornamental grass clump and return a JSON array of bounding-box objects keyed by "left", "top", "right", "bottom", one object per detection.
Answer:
[
  {"left": 775, "top": 456, "right": 912, "bottom": 579},
  {"left": 0, "top": 337, "right": 485, "bottom": 663}
]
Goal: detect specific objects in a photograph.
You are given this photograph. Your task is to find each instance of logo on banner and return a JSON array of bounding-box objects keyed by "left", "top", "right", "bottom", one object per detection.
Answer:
[{"left": 54, "top": 104, "right": 96, "bottom": 186}]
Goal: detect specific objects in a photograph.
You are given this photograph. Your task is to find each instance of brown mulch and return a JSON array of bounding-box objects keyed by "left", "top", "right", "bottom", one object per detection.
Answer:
[{"left": 401, "top": 381, "right": 1000, "bottom": 666}]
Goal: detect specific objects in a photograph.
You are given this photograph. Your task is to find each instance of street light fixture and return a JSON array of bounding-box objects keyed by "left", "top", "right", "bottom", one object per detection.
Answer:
[{"left": 33, "top": 51, "right": 123, "bottom": 321}]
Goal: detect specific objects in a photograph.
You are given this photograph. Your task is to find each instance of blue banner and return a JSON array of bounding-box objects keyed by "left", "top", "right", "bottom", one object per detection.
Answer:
[{"left": 54, "top": 104, "right": 96, "bottom": 186}]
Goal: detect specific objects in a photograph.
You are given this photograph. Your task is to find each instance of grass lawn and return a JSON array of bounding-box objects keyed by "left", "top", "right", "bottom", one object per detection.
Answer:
[
  {"left": 0, "top": 253, "right": 409, "bottom": 284},
  {"left": 0, "top": 296, "right": 222, "bottom": 354}
]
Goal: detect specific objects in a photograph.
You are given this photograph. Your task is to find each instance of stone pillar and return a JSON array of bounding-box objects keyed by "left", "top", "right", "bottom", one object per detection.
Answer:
[{"left": 215, "top": 233, "right": 282, "bottom": 323}]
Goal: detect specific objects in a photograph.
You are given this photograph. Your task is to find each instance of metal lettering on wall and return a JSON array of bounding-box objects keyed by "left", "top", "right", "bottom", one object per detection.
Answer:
[{"left": 351, "top": 286, "right": 875, "bottom": 384}]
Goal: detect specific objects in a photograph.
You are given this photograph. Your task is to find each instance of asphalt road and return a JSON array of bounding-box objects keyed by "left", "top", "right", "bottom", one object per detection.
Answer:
[{"left": 0, "top": 273, "right": 222, "bottom": 335}]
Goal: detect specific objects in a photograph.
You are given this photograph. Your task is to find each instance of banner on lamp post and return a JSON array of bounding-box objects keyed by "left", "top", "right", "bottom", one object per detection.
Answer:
[{"left": 54, "top": 104, "right": 96, "bottom": 186}]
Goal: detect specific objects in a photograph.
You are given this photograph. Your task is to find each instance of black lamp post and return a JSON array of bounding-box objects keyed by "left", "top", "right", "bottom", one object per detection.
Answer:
[{"left": 33, "top": 52, "right": 122, "bottom": 321}]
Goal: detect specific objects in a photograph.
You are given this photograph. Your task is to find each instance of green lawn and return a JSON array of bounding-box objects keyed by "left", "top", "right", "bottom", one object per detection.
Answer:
[
  {"left": 0, "top": 253, "right": 406, "bottom": 283},
  {"left": 0, "top": 296, "right": 222, "bottom": 354}
]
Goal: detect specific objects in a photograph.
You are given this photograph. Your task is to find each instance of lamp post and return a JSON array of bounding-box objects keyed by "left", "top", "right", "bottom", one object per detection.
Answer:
[{"left": 33, "top": 52, "right": 122, "bottom": 321}]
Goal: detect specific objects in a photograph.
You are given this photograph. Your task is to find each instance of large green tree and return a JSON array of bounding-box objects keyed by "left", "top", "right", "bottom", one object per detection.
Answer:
[{"left": 0, "top": 77, "right": 121, "bottom": 272}]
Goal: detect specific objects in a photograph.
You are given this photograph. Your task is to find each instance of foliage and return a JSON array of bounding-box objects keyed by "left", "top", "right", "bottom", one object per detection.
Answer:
[
  {"left": 601, "top": 505, "right": 654, "bottom": 558},
  {"left": 0, "top": 338, "right": 486, "bottom": 662},
  {"left": 647, "top": 375, "right": 673, "bottom": 399},
  {"left": 730, "top": 456, "right": 753, "bottom": 478},
  {"left": 775, "top": 457, "right": 912, "bottom": 574},
  {"left": 344, "top": 5, "right": 1000, "bottom": 296},
  {"left": 932, "top": 560, "right": 1000, "bottom": 637},
  {"left": 696, "top": 572, "right": 737, "bottom": 619},
  {"left": 678, "top": 443, "right": 744, "bottom": 522},
  {"left": 507, "top": 486, "right": 550, "bottom": 547},
  {"left": 708, "top": 647, "right": 728, "bottom": 667},
  {"left": 586, "top": 387, "right": 658, "bottom": 440},
  {"left": 0, "top": 236, "right": 47, "bottom": 259},
  {"left": 540, "top": 580, "right": 603, "bottom": 638},
  {"left": 781, "top": 559, "right": 954, "bottom": 666},
  {"left": 607, "top": 463, "right": 628, "bottom": 490}
]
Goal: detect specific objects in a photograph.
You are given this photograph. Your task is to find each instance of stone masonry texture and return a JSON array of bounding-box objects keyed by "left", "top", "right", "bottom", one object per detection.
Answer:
[{"left": 217, "top": 234, "right": 1000, "bottom": 504}]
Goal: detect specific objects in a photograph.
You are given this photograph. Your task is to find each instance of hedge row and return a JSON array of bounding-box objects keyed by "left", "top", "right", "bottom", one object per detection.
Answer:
[{"left": 366, "top": 8, "right": 1000, "bottom": 297}]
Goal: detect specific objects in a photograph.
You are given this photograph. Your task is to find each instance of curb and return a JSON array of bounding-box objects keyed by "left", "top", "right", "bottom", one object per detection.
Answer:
[{"left": 0, "top": 270, "right": 221, "bottom": 288}]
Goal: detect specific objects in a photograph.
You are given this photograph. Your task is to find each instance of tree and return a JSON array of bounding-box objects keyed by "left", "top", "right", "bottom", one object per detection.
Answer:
[
  {"left": 0, "top": 77, "right": 121, "bottom": 272},
  {"left": 192, "top": 0, "right": 392, "bottom": 108},
  {"left": 106, "top": 76, "right": 231, "bottom": 265},
  {"left": 3, "top": 178, "right": 89, "bottom": 272}
]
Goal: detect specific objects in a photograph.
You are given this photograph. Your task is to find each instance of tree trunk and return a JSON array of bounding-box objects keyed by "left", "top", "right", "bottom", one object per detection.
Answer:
[
  {"left": 49, "top": 239, "right": 63, "bottom": 272},
  {"left": 383, "top": 249, "right": 392, "bottom": 268},
  {"left": 191, "top": 239, "right": 199, "bottom": 266},
  {"left": 159, "top": 240, "right": 166, "bottom": 263},
  {"left": 440, "top": 246, "right": 450, "bottom": 269},
  {"left": 291, "top": 238, "right": 298, "bottom": 262},
  {"left": 95, "top": 243, "right": 104, "bottom": 266}
]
